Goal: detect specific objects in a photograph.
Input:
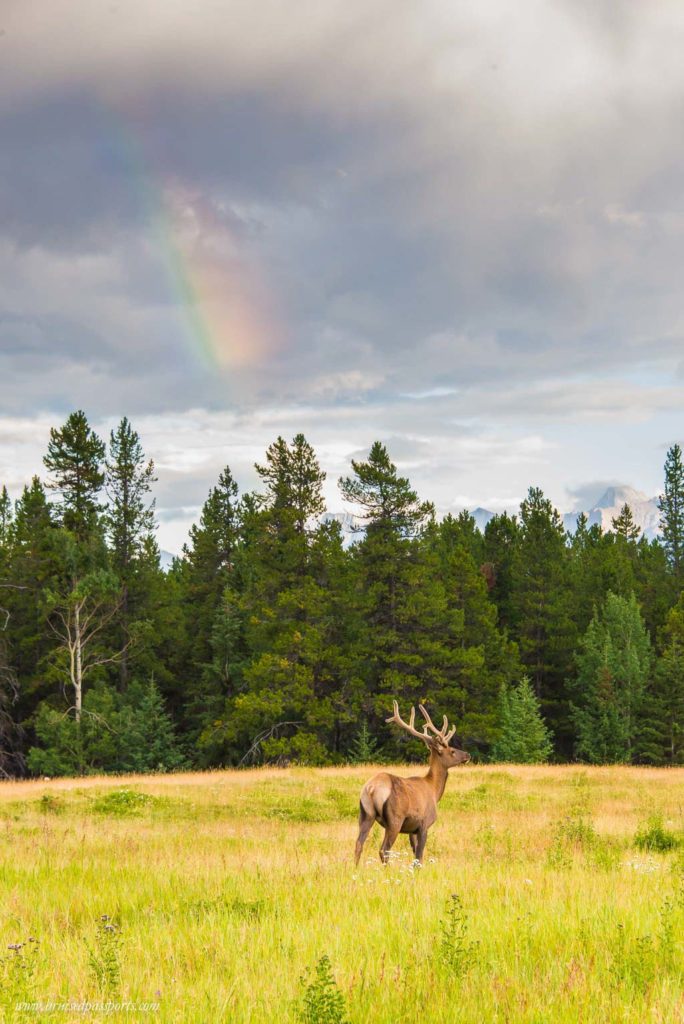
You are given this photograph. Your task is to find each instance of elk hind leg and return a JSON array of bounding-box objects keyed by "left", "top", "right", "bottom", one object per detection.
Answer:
[
  {"left": 355, "top": 807, "right": 375, "bottom": 866},
  {"left": 409, "top": 832, "right": 418, "bottom": 858},
  {"left": 379, "top": 824, "right": 400, "bottom": 864}
]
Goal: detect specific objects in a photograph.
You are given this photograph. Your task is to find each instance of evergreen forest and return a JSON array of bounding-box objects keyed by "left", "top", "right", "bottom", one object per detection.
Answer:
[{"left": 1, "top": 411, "right": 683, "bottom": 776}]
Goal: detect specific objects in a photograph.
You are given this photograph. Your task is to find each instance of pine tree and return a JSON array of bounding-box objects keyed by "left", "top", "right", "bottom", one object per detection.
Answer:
[
  {"left": 119, "top": 680, "right": 186, "bottom": 773},
  {"left": 43, "top": 411, "right": 106, "bottom": 542},
  {"left": 105, "top": 417, "right": 156, "bottom": 574},
  {"left": 446, "top": 510, "right": 485, "bottom": 566},
  {"left": 571, "top": 592, "right": 652, "bottom": 763},
  {"left": 426, "top": 516, "right": 520, "bottom": 749},
  {"left": 491, "top": 677, "right": 553, "bottom": 763},
  {"left": 658, "top": 443, "right": 684, "bottom": 581},
  {"left": 568, "top": 513, "right": 606, "bottom": 634},
  {"left": 255, "top": 433, "right": 325, "bottom": 533},
  {"left": 177, "top": 466, "right": 242, "bottom": 736},
  {"left": 0, "top": 484, "right": 23, "bottom": 775},
  {"left": 27, "top": 684, "right": 121, "bottom": 776},
  {"left": 105, "top": 417, "right": 157, "bottom": 689},
  {"left": 511, "top": 488, "right": 575, "bottom": 751},
  {"left": 482, "top": 512, "right": 520, "bottom": 632},
  {"left": 611, "top": 503, "right": 640, "bottom": 541},
  {"left": 198, "top": 439, "right": 354, "bottom": 765},
  {"left": 339, "top": 441, "right": 433, "bottom": 535},
  {"left": 648, "top": 598, "right": 684, "bottom": 765},
  {"left": 5, "top": 479, "right": 62, "bottom": 725},
  {"left": 338, "top": 444, "right": 458, "bottom": 757},
  {"left": 633, "top": 535, "right": 672, "bottom": 639},
  {"left": 0, "top": 486, "right": 12, "bottom": 548},
  {"left": 347, "top": 720, "right": 383, "bottom": 764},
  {"left": 254, "top": 433, "right": 326, "bottom": 582}
]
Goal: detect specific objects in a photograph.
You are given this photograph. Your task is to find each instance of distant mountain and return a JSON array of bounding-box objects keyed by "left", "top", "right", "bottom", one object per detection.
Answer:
[
  {"left": 323, "top": 511, "right": 365, "bottom": 532},
  {"left": 159, "top": 549, "right": 176, "bottom": 572},
  {"left": 322, "top": 511, "right": 366, "bottom": 547},
  {"left": 326, "top": 485, "right": 662, "bottom": 545},
  {"left": 563, "top": 485, "right": 661, "bottom": 538},
  {"left": 471, "top": 507, "right": 495, "bottom": 531}
]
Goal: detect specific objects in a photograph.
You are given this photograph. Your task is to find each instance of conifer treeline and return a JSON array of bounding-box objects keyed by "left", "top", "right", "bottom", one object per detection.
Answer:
[{"left": 0, "top": 412, "right": 683, "bottom": 775}]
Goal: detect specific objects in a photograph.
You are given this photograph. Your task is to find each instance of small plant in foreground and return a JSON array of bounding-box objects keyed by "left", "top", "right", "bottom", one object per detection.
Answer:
[
  {"left": 634, "top": 814, "right": 680, "bottom": 853},
  {"left": 298, "top": 955, "right": 350, "bottom": 1024},
  {"left": 84, "top": 916, "right": 123, "bottom": 996},
  {"left": 658, "top": 896, "right": 677, "bottom": 970},
  {"left": 548, "top": 804, "right": 596, "bottom": 867},
  {"left": 610, "top": 925, "right": 657, "bottom": 993},
  {"left": 439, "top": 894, "right": 479, "bottom": 976},
  {"left": 0, "top": 939, "right": 39, "bottom": 1010}
]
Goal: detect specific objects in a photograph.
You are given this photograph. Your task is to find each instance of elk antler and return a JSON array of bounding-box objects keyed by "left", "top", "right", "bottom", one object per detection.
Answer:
[
  {"left": 418, "top": 704, "right": 457, "bottom": 746},
  {"left": 385, "top": 700, "right": 432, "bottom": 746}
]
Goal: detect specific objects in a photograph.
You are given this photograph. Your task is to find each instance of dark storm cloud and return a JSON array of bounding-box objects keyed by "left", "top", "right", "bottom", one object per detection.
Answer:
[
  {"left": 2, "top": 0, "right": 684, "bottom": 545},
  {"left": 3, "top": 0, "right": 684, "bottom": 415}
]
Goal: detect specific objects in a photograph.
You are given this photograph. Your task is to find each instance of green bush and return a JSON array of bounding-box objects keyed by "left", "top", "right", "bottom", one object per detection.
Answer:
[
  {"left": 298, "top": 955, "right": 350, "bottom": 1024},
  {"left": 492, "top": 677, "right": 553, "bottom": 763},
  {"left": 634, "top": 815, "right": 680, "bottom": 852}
]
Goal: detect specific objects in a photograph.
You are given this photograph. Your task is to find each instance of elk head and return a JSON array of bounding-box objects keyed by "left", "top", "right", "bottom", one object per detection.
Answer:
[{"left": 386, "top": 700, "right": 470, "bottom": 767}]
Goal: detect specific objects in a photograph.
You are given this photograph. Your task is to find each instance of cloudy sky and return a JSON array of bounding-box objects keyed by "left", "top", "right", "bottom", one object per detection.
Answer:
[{"left": 2, "top": 1, "right": 684, "bottom": 551}]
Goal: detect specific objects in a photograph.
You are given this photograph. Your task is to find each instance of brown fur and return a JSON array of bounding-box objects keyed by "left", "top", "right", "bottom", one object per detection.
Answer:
[{"left": 355, "top": 703, "right": 469, "bottom": 865}]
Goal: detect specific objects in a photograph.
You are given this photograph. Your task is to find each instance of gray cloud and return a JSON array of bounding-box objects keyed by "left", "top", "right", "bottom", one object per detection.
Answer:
[{"left": 2, "top": 1, "right": 684, "bottom": 545}]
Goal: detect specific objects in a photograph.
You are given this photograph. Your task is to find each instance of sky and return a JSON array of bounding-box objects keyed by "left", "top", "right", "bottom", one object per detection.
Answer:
[{"left": 1, "top": 1, "right": 684, "bottom": 552}]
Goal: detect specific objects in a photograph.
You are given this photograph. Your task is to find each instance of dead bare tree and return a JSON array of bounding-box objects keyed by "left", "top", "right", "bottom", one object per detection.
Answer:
[
  {"left": 355, "top": 701, "right": 470, "bottom": 865},
  {"left": 46, "top": 573, "right": 134, "bottom": 722},
  {"left": 239, "top": 721, "right": 304, "bottom": 766}
]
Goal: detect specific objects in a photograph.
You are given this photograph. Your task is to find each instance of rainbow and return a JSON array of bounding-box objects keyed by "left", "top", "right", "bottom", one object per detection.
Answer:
[{"left": 109, "top": 105, "right": 281, "bottom": 372}]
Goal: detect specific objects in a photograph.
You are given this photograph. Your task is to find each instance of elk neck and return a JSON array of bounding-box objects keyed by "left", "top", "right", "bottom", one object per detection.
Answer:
[{"left": 425, "top": 749, "right": 449, "bottom": 801}]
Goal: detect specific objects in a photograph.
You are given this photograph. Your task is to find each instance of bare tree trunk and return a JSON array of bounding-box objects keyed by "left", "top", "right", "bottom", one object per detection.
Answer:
[
  {"left": 74, "top": 600, "right": 83, "bottom": 722},
  {"left": 119, "top": 583, "right": 129, "bottom": 692}
]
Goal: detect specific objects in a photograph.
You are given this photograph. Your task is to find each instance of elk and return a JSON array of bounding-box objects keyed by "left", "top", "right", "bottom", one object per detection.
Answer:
[{"left": 354, "top": 701, "right": 470, "bottom": 865}]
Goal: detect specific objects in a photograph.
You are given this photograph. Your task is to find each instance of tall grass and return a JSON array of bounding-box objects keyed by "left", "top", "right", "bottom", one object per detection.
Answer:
[{"left": 0, "top": 765, "right": 682, "bottom": 1022}]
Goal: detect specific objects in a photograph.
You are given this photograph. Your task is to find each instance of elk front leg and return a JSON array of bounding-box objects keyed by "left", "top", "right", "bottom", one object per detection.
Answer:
[
  {"left": 379, "top": 825, "right": 400, "bottom": 863},
  {"left": 414, "top": 827, "right": 429, "bottom": 864},
  {"left": 409, "top": 833, "right": 418, "bottom": 857}
]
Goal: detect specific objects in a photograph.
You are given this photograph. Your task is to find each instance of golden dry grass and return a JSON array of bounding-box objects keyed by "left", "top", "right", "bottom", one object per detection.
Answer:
[{"left": 0, "top": 764, "right": 683, "bottom": 1023}]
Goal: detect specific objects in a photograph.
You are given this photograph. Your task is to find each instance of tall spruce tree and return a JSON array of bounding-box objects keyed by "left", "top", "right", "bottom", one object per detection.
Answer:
[
  {"left": 612, "top": 503, "right": 640, "bottom": 541},
  {"left": 5, "top": 479, "right": 62, "bottom": 724},
  {"left": 0, "top": 486, "right": 12, "bottom": 548},
  {"left": 178, "top": 467, "right": 242, "bottom": 736},
  {"left": 206, "top": 437, "right": 351, "bottom": 765},
  {"left": 482, "top": 512, "right": 520, "bottom": 632},
  {"left": 255, "top": 433, "right": 326, "bottom": 534},
  {"left": 43, "top": 411, "right": 106, "bottom": 543},
  {"left": 105, "top": 417, "right": 156, "bottom": 573},
  {"left": 511, "top": 488, "right": 575, "bottom": 751},
  {"left": 648, "top": 598, "right": 684, "bottom": 765},
  {"left": 658, "top": 443, "right": 684, "bottom": 582},
  {"left": 571, "top": 592, "right": 651, "bottom": 763},
  {"left": 339, "top": 444, "right": 453, "bottom": 757},
  {"left": 426, "top": 515, "right": 520, "bottom": 750},
  {"left": 105, "top": 417, "right": 157, "bottom": 689},
  {"left": 118, "top": 680, "right": 186, "bottom": 773},
  {"left": 0, "top": 484, "right": 23, "bottom": 775},
  {"left": 491, "top": 677, "right": 553, "bottom": 763}
]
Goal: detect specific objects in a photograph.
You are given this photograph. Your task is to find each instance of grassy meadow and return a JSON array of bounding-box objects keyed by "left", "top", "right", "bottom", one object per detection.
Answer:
[{"left": 0, "top": 764, "right": 683, "bottom": 1023}]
